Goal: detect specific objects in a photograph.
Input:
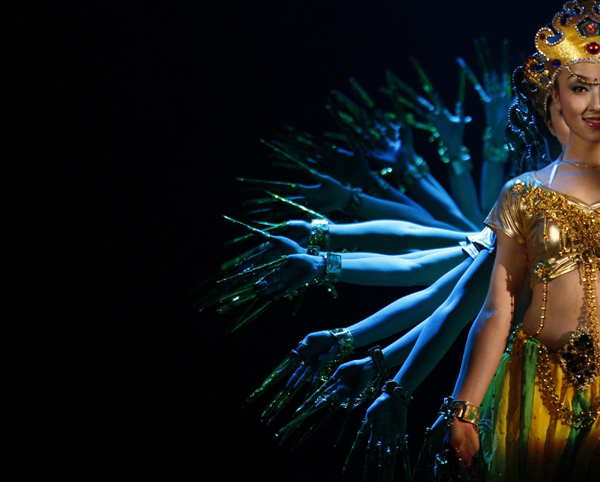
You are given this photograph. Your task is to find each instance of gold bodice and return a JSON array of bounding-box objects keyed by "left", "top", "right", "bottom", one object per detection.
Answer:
[{"left": 485, "top": 172, "right": 600, "bottom": 288}]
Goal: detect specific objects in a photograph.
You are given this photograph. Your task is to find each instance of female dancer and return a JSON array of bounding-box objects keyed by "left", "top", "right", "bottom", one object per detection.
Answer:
[{"left": 441, "top": 1, "right": 600, "bottom": 479}]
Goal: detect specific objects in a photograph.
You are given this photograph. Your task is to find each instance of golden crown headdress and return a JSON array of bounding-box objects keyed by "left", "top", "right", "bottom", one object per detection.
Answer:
[{"left": 521, "top": 0, "right": 600, "bottom": 115}]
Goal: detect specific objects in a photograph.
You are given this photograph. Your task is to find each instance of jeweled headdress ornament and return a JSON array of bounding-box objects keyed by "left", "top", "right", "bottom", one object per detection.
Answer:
[{"left": 522, "top": 0, "right": 600, "bottom": 115}]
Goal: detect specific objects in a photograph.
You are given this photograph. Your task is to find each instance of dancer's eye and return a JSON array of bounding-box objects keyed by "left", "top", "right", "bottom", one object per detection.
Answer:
[{"left": 570, "top": 84, "right": 589, "bottom": 93}]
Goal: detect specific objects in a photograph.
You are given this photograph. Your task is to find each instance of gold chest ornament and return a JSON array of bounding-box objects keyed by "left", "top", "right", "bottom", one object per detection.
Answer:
[{"left": 511, "top": 181, "right": 600, "bottom": 427}]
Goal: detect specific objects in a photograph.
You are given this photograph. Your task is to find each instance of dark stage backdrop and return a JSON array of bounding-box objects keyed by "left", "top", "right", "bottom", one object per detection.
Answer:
[{"left": 12, "top": 1, "right": 559, "bottom": 480}]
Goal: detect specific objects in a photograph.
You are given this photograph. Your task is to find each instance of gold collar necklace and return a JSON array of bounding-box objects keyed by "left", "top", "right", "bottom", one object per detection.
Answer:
[{"left": 561, "top": 158, "right": 600, "bottom": 169}]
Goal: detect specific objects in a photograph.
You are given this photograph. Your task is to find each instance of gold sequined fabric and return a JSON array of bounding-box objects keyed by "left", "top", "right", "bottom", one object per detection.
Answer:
[{"left": 485, "top": 172, "right": 600, "bottom": 288}]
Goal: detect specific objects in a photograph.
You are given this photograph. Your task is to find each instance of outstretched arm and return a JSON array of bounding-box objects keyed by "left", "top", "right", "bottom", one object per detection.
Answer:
[
  {"left": 445, "top": 230, "right": 527, "bottom": 466},
  {"left": 329, "top": 220, "right": 471, "bottom": 253},
  {"left": 276, "top": 219, "right": 473, "bottom": 255},
  {"left": 336, "top": 246, "right": 466, "bottom": 287},
  {"left": 347, "top": 257, "right": 472, "bottom": 346},
  {"left": 255, "top": 247, "right": 467, "bottom": 303},
  {"left": 242, "top": 170, "right": 459, "bottom": 230},
  {"left": 381, "top": 70, "right": 480, "bottom": 232},
  {"left": 350, "top": 189, "right": 459, "bottom": 230},
  {"left": 384, "top": 248, "right": 494, "bottom": 392},
  {"left": 348, "top": 250, "right": 493, "bottom": 470},
  {"left": 457, "top": 39, "right": 514, "bottom": 215},
  {"left": 430, "top": 103, "right": 483, "bottom": 229},
  {"left": 384, "top": 61, "right": 482, "bottom": 229}
]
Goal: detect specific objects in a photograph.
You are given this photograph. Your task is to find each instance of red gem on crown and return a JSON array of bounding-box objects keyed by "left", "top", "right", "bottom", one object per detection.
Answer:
[{"left": 586, "top": 41, "right": 600, "bottom": 54}]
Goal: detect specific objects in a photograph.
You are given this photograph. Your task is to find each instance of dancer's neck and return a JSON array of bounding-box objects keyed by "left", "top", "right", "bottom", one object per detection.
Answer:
[{"left": 562, "top": 138, "right": 600, "bottom": 169}]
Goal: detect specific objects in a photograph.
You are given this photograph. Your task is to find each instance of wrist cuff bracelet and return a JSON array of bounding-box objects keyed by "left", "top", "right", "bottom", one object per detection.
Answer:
[
  {"left": 482, "top": 126, "right": 509, "bottom": 164},
  {"left": 324, "top": 252, "right": 342, "bottom": 283},
  {"left": 453, "top": 400, "right": 480, "bottom": 425},
  {"left": 401, "top": 155, "right": 430, "bottom": 187},
  {"left": 308, "top": 219, "right": 330, "bottom": 250},
  {"left": 446, "top": 146, "right": 473, "bottom": 176},
  {"left": 319, "top": 327, "right": 355, "bottom": 381},
  {"left": 381, "top": 380, "right": 412, "bottom": 406},
  {"left": 448, "top": 157, "right": 473, "bottom": 176},
  {"left": 345, "top": 188, "right": 364, "bottom": 213},
  {"left": 311, "top": 252, "right": 342, "bottom": 297},
  {"left": 438, "top": 396, "right": 480, "bottom": 432},
  {"left": 306, "top": 245, "right": 320, "bottom": 256},
  {"left": 329, "top": 327, "right": 355, "bottom": 358},
  {"left": 483, "top": 142, "right": 509, "bottom": 164},
  {"left": 368, "top": 345, "right": 390, "bottom": 380}
]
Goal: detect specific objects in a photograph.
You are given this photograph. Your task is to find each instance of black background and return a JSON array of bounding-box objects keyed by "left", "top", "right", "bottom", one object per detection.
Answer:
[{"left": 12, "top": 1, "right": 560, "bottom": 480}]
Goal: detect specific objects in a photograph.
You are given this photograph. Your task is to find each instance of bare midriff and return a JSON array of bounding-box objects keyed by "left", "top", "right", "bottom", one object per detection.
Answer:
[{"left": 522, "top": 268, "right": 600, "bottom": 350}]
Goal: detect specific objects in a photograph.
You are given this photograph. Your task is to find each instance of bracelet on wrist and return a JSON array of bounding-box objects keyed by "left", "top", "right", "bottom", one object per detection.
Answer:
[
  {"left": 443, "top": 145, "right": 472, "bottom": 176},
  {"left": 319, "top": 327, "right": 355, "bottom": 381},
  {"left": 448, "top": 157, "right": 473, "bottom": 176},
  {"left": 482, "top": 126, "right": 510, "bottom": 164},
  {"left": 329, "top": 327, "right": 355, "bottom": 358},
  {"left": 326, "top": 252, "right": 342, "bottom": 281},
  {"left": 368, "top": 345, "right": 390, "bottom": 380},
  {"left": 438, "top": 396, "right": 481, "bottom": 433},
  {"left": 401, "top": 155, "right": 430, "bottom": 187},
  {"left": 308, "top": 219, "right": 330, "bottom": 250},
  {"left": 306, "top": 245, "right": 320, "bottom": 256},
  {"left": 432, "top": 131, "right": 472, "bottom": 172},
  {"left": 381, "top": 380, "right": 412, "bottom": 406},
  {"left": 483, "top": 142, "right": 509, "bottom": 164},
  {"left": 310, "top": 252, "right": 342, "bottom": 297},
  {"left": 345, "top": 187, "right": 364, "bottom": 213}
]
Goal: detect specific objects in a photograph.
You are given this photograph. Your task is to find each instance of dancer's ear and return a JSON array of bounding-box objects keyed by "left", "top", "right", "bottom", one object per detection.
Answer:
[
  {"left": 544, "top": 115, "right": 557, "bottom": 138},
  {"left": 550, "top": 83, "right": 562, "bottom": 116}
]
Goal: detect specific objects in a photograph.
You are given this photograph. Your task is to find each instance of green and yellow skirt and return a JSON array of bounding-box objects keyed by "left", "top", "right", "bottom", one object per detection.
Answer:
[{"left": 480, "top": 328, "right": 600, "bottom": 481}]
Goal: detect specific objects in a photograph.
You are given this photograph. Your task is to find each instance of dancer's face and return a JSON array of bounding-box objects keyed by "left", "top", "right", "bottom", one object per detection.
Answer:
[
  {"left": 552, "top": 62, "right": 600, "bottom": 144},
  {"left": 545, "top": 100, "right": 570, "bottom": 148}
]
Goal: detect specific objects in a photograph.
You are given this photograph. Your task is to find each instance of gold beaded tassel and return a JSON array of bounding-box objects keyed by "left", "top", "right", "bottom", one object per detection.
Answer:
[{"left": 534, "top": 279, "right": 549, "bottom": 337}]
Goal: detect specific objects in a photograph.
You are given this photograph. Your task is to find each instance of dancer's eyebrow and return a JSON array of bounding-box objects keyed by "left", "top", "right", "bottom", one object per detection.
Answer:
[{"left": 567, "top": 71, "right": 594, "bottom": 81}]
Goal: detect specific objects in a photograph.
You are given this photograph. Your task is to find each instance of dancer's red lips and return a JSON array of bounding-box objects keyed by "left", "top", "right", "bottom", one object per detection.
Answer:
[{"left": 584, "top": 117, "right": 600, "bottom": 128}]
